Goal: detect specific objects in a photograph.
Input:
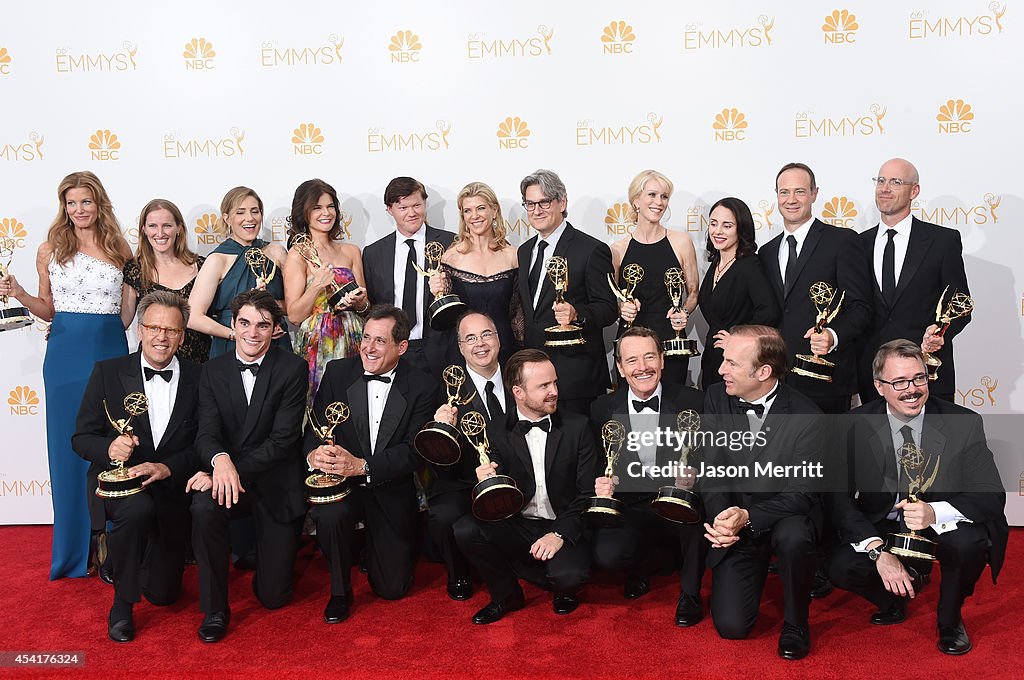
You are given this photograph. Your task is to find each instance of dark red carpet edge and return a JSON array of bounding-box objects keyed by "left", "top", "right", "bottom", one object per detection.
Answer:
[{"left": 0, "top": 525, "right": 1019, "bottom": 680}]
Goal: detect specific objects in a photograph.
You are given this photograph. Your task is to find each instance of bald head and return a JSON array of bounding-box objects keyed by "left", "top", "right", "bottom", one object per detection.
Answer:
[{"left": 875, "top": 158, "right": 921, "bottom": 225}]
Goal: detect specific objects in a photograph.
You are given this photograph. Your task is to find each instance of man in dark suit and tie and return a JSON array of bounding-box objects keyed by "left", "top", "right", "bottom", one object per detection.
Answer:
[
  {"left": 827, "top": 339, "right": 1007, "bottom": 655},
  {"left": 517, "top": 169, "right": 618, "bottom": 415},
  {"left": 454, "top": 348, "right": 597, "bottom": 623},
  {"left": 589, "top": 326, "right": 707, "bottom": 625},
  {"left": 190, "top": 289, "right": 308, "bottom": 642},
  {"left": 361, "top": 176, "right": 456, "bottom": 376},
  {"left": 758, "top": 162, "right": 872, "bottom": 414},
  {"left": 305, "top": 305, "right": 436, "bottom": 623},
  {"left": 425, "top": 311, "right": 513, "bottom": 602},
  {"left": 702, "top": 325, "right": 824, "bottom": 660},
  {"left": 857, "top": 158, "right": 972, "bottom": 404},
  {"left": 73, "top": 291, "right": 200, "bottom": 642}
]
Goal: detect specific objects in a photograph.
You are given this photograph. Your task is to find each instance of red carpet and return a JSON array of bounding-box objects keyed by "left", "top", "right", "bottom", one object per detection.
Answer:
[{"left": 0, "top": 525, "right": 1019, "bottom": 679}]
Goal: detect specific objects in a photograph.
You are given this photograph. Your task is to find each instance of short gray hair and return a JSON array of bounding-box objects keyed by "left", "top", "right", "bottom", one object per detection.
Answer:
[
  {"left": 520, "top": 169, "right": 568, "bottom": 218},
  {"left": 872, "top": 339, "right": 925, "bottom": 379},
  {"left": 137, "top": 290, "right": 190, "bottom": 328}
]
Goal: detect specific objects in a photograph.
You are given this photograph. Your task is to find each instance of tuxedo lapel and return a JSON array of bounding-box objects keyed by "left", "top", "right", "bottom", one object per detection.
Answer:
[
  {"left": 893, "top": 218, "right": 934, "bottom": 305},
  {"left": 786, "top": 221, "right": 824, "bottom": 299},
  {"left": 346, "top": 374, "right": 371, "bottom": 458},
  {"left": 519, "top": 236, "right": 537, "bottom": 320},
  {"left": 241, "top": 349, "right": 275, "bottom": 442},
  {"left": 117, "top": 356, "right": 154, "bottom": 447},
  {"left": 604, "top": 389, "right": 640, "bottom": 472},
  {"left": 862, "top": 226, "right": 885, "bottom": 304},
  {"left": 536, "top": 224, "right": 576, "bottom": 319},
  {"left": 160, "top": 363, "right": 197, "bottom": 451},
  {"left": 921, "top": 409, "right": 948, "bottom": 492},
  {"left": 865, "top": 418, "right": 898, "bottom": 496},
  {"left": 761, "top": 238, "right": 785, "bottom": 303},
  {"left": 510, "top": 430, "right": 534, "bottom": 484},
  {"left": 374, "top": 368, "right": 408, "bottom": 455},
  {"left": 543, "top": 424, "right": 563, "bottom": 483},
  {"left": 379, "top": 232, "right": 397, "bottom": 305}
]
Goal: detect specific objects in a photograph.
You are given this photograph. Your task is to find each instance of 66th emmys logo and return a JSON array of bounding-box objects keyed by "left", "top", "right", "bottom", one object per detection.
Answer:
[
  {"left": 8, "top": 386, "right": 39, "bottom": 416},
  {"left": 56, "top": 41, "right": 137, "bottom": 72},
  {"left": 684, "top": 15, "right": 774, "bottom": 50},
  {"left": 367, "top": 121, "right": 451, "bottom": 153},
  {"left": 194, "top": 213, "right": 224, "bottom": 246},
  {"left": 293, "top": 123, "right": 324, "bottom": 155},
  {"left": 823, "top": 10, "right": 859, "bottom": 43},
  {"left": 576, "top": 113, "right": 662, "bottom": 146},
  {"left": 261, "top": 35, "right": 343, "bottom": 66},
  {"left": 0, "top": 132, "right": 44, "bottom": 162},
  {"left": 912, "top": 194, "right": 999, "bottom": 226},
  {"left": 497, "top": 117, "right": 530, "bottom": 149},
  {"left": 184, "top": 38, "right": 216, "bottom": 70},
  {"left": 957, "top": 375, "right": 998, "bottom": 408},
  {"left": 389, "top": 31, "right": 422, "bottom": 62},
  {"left": 605, "top": 203, "right": 634, "bottom": 236},
  {"left": 795, "top": 104, "right": 886, "bottom": 138},
  {"left": 937, "top": 99, "right": 974, "bottom": 134},
  {"left": 0, "top": 218, "right": 27, "bottom": 248},
  {"left": 164, "top": 128, "right": 244, "bottom": 159},
  {"left": 602, "top": 21, "right": 635, "bottom": 54},
  {"left": 822, "top": 197, "right": 858, "bottom": 228},
  {"left": 467, "top": 26, "right": 553, "bottom": 59},
  {"left": 89, "top": 129, "right": 120, "bottom": 161},
  {"left": 686, "top": 204, "right": 709, "bottom": 233},
  {"left": 909, "top": 3, "right": 1006, "bottom": 39},
  {"left": 713, "top": 108, "right": 748, "bottom": 142},
  {"left": 0, "top": 47, "right": 11, "bottom": 75}
]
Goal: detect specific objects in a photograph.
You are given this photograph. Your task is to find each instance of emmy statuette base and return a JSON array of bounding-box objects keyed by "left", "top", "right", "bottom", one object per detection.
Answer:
[
  {"left": 472, "top": 476, "right": 524, "bottom": 522},
  {"left": 306, "top": 473, "right": 352, "bottom": 504},
  {"left": 96, "top": 469, "right": 146, "bottom": 499},
  {"left": 924, "top": 353, "right": 942, "bottom": 382},
  {"left": 0, "top": 306, "right": 33, "bottom": 332},
  {"left": 543, "top": 323, "right": 586, "bottom": 348},
  {"left": 886, "top": 531, "right": 938, "bottom": 563},
  {"left": 663, "top": 337, "right": 700, "bottom": 357},
  {"left": 651, "top": 487, "right": 702, "bottom": 524},
  {"left": 326, "top": 279, "right": 361, "bottom": 310},
  {"left": 582, "top": 496, "right": 625, "bottom": 528},
  {"left": 792, "top": 353, "right": 836, "bottom": 382},
  {"left": 428, "top": 295, "right": 467, "bottom": 331},
  {"left": 414, "top": 422, "right": 462, "bottom": 466}
]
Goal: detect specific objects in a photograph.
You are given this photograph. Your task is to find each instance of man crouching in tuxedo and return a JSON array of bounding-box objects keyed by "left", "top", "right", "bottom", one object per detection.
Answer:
[
  {"left": 190, "top": 289, "right": 308, "bottom": 642},
  {"left": 454, "top": 348, "right": 596, "bottom": 624},
  {"left": 304, "top": 305, "right": 436, "bottom": 623},
  {"left": 73, "top": 291, "right": 200, "bottom": 642}
]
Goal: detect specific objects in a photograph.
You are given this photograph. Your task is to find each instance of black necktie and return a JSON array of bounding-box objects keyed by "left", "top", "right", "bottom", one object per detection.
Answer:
[
  {"left": 783, "top": 234, "right": 799, "bottom": 296},
  {"left": 237, "top": 361, "right": 259, "bottom": 375},
  {"left": 362, "top": 374, "right": 392, "bottom": 384},
  {"left": 896, "top": 424, "right": 915, "bottom": 498},
  {"left": 515, "top": 418, "right": 550, "bottom": 435},
  {"left": 882, "top": 228, "right": 897, "bottom": 304},
  {"left": 485, "top": 380, "right": 504, "bottom": 420},
  {"left": 144, "top": 367, "right": 172, "bottom": 382},
  {"left": 402, "top": 238, "right": 418, "bottom": 326},
  {"left": 527, "top": 239, "right": 549, "bottom": 299},
  {"left": 633, "top": 396, "right": 659, "bottom": 412}
]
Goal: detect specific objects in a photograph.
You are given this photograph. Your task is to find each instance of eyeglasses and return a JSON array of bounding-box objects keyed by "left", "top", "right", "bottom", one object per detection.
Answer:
[
  {"left": 871, "top": 177, "right": 915, "bottom": 188},
  {"left": 522, "top": 199, "right": 554, "bottom": 212},
  {"left": 140, "top": 324, "right": 183, "bottom": 338},
  {"left": 876, "top": 374, "right": 929, "bottom": 391},
  {"left": 459, "top": 330, "right": 496, "bottom": 345}
]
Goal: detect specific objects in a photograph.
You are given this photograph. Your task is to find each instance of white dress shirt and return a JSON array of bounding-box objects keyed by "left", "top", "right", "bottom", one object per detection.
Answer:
[
  {"left": 366, "top": 367, "right": 397, "bottom": 455},
  {"left": 740, "top": 380, "right": 780, "bottom": 434},
  {"left": 517, "top": 409, "right": 556, "bottom": 520},
  {"left": 872, "top": 213, "right": 913, "bottom": 290},
  {"left": 627, "top": 384, "right": 663, "bottom": 469},
  {"left": 530, "top": 220, "right": 567, "bottom": 310},
  {"left": 467, "top": 364, "right": 505, "bottom": 420},
  {"left": 211, "top": 352, "right": 266, "bottom": 468},
  {"left": 393, "top": 227, "right": 426, "bottom": 340},
  {"left": 779, "top": 217, "right": 840, "bottom": 350},
  {"left": 141, "top": 354, "right": 179, "bottom": 448}
]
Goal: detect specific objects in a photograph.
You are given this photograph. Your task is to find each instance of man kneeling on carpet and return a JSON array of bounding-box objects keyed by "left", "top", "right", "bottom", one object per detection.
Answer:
[{"left": 73, "top": 291, "right": 202, "bottom": 642}]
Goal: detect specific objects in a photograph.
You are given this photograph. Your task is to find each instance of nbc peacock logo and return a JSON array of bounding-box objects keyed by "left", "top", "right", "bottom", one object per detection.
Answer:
[
  {"left": 0, "top": 46, "right": 11, "bottom": 75},
  {"left": 712, "top": 108, "right": 748, "bottom": 142},
  {"left": 937, "top": 99, "right": 974, "bottom": 134},
  {"left": 292, "top": 123, "right": 324, "bottom": 155},
  {"left": 8, "top": 386, "right": 39, "bottom": 416},
  {"left": 195, "top": 212, "right": 224, "bottom": 246},
  {"left": 822, "top": 10, "right": 859, "bottom": 43},
  {"left": 0, "top": 218, "right": 27, "bottom": 248},
  {"left": 497, "top": 117, "right": 530, "bottom": 149},
  {"left": 822, "top": 196, "right": 858, "bottom": 228},
  {"left": 184, "top": 37, "right": 216, "bottom": 70},
  {"left": 88, "top": 129, "right": 120, "bottom": 161},
  {"left": 389, "top": 31, "right": 422, "bottom": 62},
  {"left": 601, "top": 21, "right": 635, "bottom": 54},
  {"left": 605, "top": 203, "right": 634, "bottom": 236}
]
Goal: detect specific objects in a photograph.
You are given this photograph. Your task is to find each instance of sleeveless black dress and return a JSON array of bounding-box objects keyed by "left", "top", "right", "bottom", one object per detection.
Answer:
[{"left": 443, "top": 264, "right": 524, "bottom": 366}]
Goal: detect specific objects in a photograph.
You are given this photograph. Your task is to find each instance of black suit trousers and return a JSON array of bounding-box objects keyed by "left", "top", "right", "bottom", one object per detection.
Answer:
[{"left": 427, "top": 489, "right": 472, "bottom": 579}]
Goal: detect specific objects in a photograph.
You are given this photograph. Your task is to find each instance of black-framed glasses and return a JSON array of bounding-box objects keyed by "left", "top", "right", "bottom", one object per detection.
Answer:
[
  {"left": 522, "top": 199, "right": 554, "bottom": 212},
  {"left": 876, "top": 374, "right": 929, "bottom": 391},
  {"left": 140, "top": 324, "right": 183, "bottom": 338},
  {"left": 459, "top": 330, "right": 496, "bottom": 345},
  {"left": 871, "top": 177, "right": 915, "bottom": 188}
]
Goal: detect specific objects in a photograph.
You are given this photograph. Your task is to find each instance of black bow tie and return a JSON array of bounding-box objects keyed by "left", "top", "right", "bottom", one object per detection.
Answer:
[
  {"left": 237, "top": 361, "right": 260, "bottom": 375},
  {"left": 736, "top": 400, "right": 765, "bottom": 418},
  {"left": 515, "top": 418, "right": 550, "bottom": 434},
  {"left": 633, "top": 396, "right": 659, "bottom": 413},
  {"left": 362, "top": 374, "right": 392, "bottom": 383},
  {"left": 144, "top": 367, "right": 172, "bottom": 382}
]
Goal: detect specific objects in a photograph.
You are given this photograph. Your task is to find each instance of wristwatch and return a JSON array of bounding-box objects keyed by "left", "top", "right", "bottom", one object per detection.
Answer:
[
  {"left": 362, "top": 460, "right": 370, "bottom": 476},
  {"left": 553, "top": 531, "right": 565, "bottom": 540},
  {"left": 867, "top": 545, "right": 884, "bottom": 561}
]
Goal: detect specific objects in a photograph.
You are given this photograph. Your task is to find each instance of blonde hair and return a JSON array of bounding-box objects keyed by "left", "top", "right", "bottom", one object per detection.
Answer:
[
  {"left": 627, "top": 169, "right": 674, "bottom": 224},
  {"left": 217, "top": 186, "right": 264, "bottom": 236},
  {"left": 134, "top": 199, "right": 199, "bottom": 290},
  {"left": 453, "top": 182, "right": 509, "bottom": 253},
  {"left": 46, "top": 171, "right": 130, "bottom": 267}
]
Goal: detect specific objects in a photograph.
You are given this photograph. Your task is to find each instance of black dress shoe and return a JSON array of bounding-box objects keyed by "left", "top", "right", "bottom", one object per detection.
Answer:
[
  {"left": 777, "top": 623, "right": 811, "bottom": 660},
  {"left": 447, "top": 578, "right": 473, "bottom": 601},
  {"left": 810, "top": 570, "right": 833, "bottom": 599},
  {"left": 108, "top": 617, "right": 134, "bottom": 643},
  {"left": 323, "top": 595, "right": 352, "bottom": 624},
  {"left": 552, "top": 594, "right": 579, "bottom": 616},
  {"left": 623, "top": 576, "right": 650, "bottom": 600},
  {"left": 197, "top": 610, "right": 230, "bottom": 643},
  {"left": 99, "top": 562, "right": 115, "bottom": 585},
  {"left": 937, "top": 621, "right": 972, "bottom": 655},
  {"left": 870, "top": 600, "right": 906, "bottom": 625},
  {"left": 472, "top": 592, "right": 525, "bottom": 625},
  {"left": 675, "top": 593, "right": 703, "bottom": 627}
]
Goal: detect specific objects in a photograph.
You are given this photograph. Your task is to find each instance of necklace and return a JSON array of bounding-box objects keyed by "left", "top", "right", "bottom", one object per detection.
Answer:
[{"left": 713, "top": 256, "right": 736, "bottom": 286}]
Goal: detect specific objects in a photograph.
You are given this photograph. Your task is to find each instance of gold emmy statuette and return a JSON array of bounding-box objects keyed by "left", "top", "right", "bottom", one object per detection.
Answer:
[
  {"left": 290, "top": 233, "right": 360, "bottom": 310},
  {"left": 792, "top": 281, "right": 846, "bottom": 382},
  {"left": 97, "top": 392, "right": 150, "bottom": 498},
  {"left": 924, "top": 286, "right": 973, "bottom": 382},
  {"left": 886, "top": 442, "right": 940, "bottom": 563},
  {"left": 662, "top": 267, "right": 699, "bottom": 357},
  {"left": 0, "top": 238, "right": 33, "bottom": 331},
  {"left": 244, "top": 247, "right": 278, "bottom": 290},
  {"left": 542, "top": 256, "right": 586, "bottom": 347},
  {"left": 608, "top": 263, "right": 645, "bottom": 329},
  {"left": 305, "top": 401, "right": 352, "bottom": 504},
  {"left": 652, "top": 409, "right": 703, "bottom": 524},
  {"left": 463, "top": 411, "right": 523, "bottom": 521},
  {"left": 414, "top": 365, "right": 477, "bottom": 466},
  {"left": 411, "top": 240, "right": 466, "bottom": 330},
  {"left": 582, "top": 420, "right": 627, "bottom": 527}
]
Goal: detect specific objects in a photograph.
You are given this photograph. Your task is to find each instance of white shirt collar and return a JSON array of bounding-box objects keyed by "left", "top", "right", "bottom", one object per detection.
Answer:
[
  {"left": 234, "top": 351, "right": 266, "bottom": 366},
  {"left": 885, "top": 402, "right": 926, "bottom": 438},
  {"left": 782, "top": 217, "right": 815, "bottom": 245},
  {"left": 877, "top": 212, "right": 913, "bottom": 239},
  {"left": 627, "top": 383, "right": 663, "bottom": 413},
  {"left": 537, "top": 220, "right": 567, "bottom": 248},
  {"left": 516, "top": 408, "right": 551, "bottom": 426}
]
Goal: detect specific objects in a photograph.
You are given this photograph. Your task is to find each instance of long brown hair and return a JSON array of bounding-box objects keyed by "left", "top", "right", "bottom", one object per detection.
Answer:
[
  {"left": 46, "top": 171, "right": 130, "bottom": 267},
  {"left": 134, "top": 199, "right": 199, "bottom": 290},
  {"left": 287, "top": 178, "right": 344, "bottom": 245},
  {"left": 453, "top": 182, "right": 509, "bottom": 254}
]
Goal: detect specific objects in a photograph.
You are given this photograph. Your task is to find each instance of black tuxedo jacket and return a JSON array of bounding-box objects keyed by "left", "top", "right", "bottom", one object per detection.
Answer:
[
  {"left": 758, "top": 219, "right": 872, "bottom": 398},
  {"left": 701, "top": 382, "right": 825, "bottom": 567},
  {"left": 196, "top": 347, "right": 308, "bottom": 523},
  {"left": 305, "top": 356, "right": 436, "bottom": 519},
  {"left": 73, "top": 351, "right": 200, "bottom": 492},
  {"left": 517, "top": 222, "right": 617, "bottom": 400},
  {"left": 589, "top": 381, "right": 704, "bottom": 498},
  {"left": 857, "top": 218, "right": 971, "bottom": 397},
  {"left": 486, "top": 410, "right": 598, "bottom": 545},
  {"left": 830, "top": 397, "right": 1007, "bottom": 580}
]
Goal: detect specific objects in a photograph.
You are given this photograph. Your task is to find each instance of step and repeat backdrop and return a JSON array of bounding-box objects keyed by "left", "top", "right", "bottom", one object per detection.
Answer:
[{"left": 2, "top": 1, "right": 1022, "bottom": 523}]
